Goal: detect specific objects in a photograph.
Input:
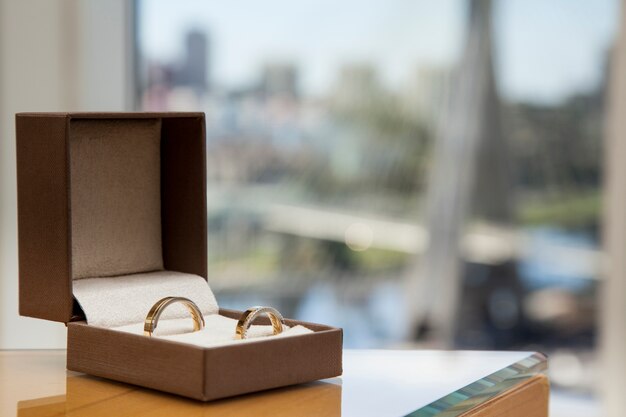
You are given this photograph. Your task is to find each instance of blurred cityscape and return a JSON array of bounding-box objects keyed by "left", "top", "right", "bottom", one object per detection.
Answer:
[{"left": 138, "top": 1, "right": 607, "bottom": 397}]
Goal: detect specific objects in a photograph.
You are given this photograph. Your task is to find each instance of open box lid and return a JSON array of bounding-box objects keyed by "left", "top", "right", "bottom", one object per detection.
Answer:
[{"left": 16, "top": 112, "right": 208, "bottom": 323}]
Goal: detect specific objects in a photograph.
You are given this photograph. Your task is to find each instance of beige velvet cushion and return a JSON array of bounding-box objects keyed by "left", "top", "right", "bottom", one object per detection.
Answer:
[{"left": 70, "top": 119, "right": 163, "bottom": 279}]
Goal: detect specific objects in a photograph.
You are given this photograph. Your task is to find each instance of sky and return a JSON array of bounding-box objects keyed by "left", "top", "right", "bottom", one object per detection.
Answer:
[
  {"left": 139, "top": 0, "right": 619, "bottom": 104},
  {"left": 494, "top": 0, "right": 618, "bottom": 103}
]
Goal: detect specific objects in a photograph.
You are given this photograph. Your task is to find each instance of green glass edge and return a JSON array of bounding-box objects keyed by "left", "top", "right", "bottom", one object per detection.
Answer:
[{"left": 405, "top": 352, "right": 548, "bottom": 417}]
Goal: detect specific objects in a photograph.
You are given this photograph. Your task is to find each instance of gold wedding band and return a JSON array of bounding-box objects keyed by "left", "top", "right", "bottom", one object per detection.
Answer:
[
  {"left": 235, "top": 306, "right": 285, "bottom": 339},
  {"left": 144, "top": 296, "right": 205, "bottom": 337}
]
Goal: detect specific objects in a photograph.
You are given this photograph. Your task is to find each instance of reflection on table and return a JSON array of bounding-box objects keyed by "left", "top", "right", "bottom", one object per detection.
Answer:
[
  {"left": 18, "top": 373, "right": 341, "bottom": 417},
  {"left": 4, "top": 350, "right": 547, "bottom": 417}
]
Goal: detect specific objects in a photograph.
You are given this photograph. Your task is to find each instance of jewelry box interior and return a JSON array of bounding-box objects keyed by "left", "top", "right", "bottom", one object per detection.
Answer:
[{"left": 67, "top": 118, "right": 311, "bottom": 347}]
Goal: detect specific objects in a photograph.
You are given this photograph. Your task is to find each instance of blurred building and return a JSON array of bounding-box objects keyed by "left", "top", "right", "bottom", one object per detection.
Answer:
[
  {"left": 142, "top": 29, "right": 211, "bottom": 110},
  {"left": 174, "top": 29, "right": 210, "bottom": 95},
  {"left": 404, "top": 66, "right": 451, "bottom": 130},
  {"left": 259, "top": 63, "right": 299, "bottom": 99},
  {"left": 331, "top": 63, "right": 381, "bottom": 110}
]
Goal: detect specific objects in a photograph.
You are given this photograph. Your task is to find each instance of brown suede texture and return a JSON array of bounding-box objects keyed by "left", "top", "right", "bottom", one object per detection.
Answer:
[
  {"left": 16, "top": 114, "right": 72, "bottom": 322},
  {"left": 67, "top": 309, "right": 343, "bottom": 401},
  {"left": 16, "top": 112, "right": 343, "bottom": 401},
  {"left": 70, "top": 119, "right": 163, "bottom": 279},
  {"left": 160, "top": 117, "right": 208, "bottom": 278}
]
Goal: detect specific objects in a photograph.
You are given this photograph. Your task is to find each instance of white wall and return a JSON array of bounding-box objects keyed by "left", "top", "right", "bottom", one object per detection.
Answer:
[
  {"left": 0, "top": 0, "right": 133, "bottom": 349},
  {"left": 603, "top": 1, "right": 626, "bottom": 416}
]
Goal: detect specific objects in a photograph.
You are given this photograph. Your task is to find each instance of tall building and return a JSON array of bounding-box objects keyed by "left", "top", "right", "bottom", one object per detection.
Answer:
[
  {"left": 174, "top": 29, "right": 210, "bottom": 94},
  {"left": 259, "top": 62, "right": 299, "bottom": 98}
]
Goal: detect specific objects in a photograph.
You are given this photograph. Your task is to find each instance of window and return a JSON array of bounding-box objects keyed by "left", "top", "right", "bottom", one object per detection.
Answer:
[{"left": 137, "top": 0, "right": 616, "bottom": 401}]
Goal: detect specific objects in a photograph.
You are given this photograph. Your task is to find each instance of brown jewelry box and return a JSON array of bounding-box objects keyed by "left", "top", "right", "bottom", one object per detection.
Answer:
[{"left": 15, "top": 112, "right": 343, "bottom": 401}]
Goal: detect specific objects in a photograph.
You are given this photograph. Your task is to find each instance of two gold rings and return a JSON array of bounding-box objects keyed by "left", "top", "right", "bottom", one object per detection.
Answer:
[{"left": 144, "top": 297, "right": 285, "bottom": 340}]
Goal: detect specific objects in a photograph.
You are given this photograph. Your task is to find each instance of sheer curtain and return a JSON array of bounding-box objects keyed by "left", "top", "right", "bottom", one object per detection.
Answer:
[{"left": 0, "top": 0, "right": 134, "bottom": 349}]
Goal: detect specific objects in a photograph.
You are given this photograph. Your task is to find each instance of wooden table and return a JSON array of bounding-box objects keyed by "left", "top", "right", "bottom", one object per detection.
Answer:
[{"left": 1, "top": 350, "right": 548, "bottom": 417}]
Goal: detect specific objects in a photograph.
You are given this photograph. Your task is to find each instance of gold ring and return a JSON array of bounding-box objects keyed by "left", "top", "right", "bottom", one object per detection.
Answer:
[
  {"left": 235, "top": 306, "right": 285, "bottom": 339},
  {"left": 144, "top": 296, "right": 205, "bottom": 337}
]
